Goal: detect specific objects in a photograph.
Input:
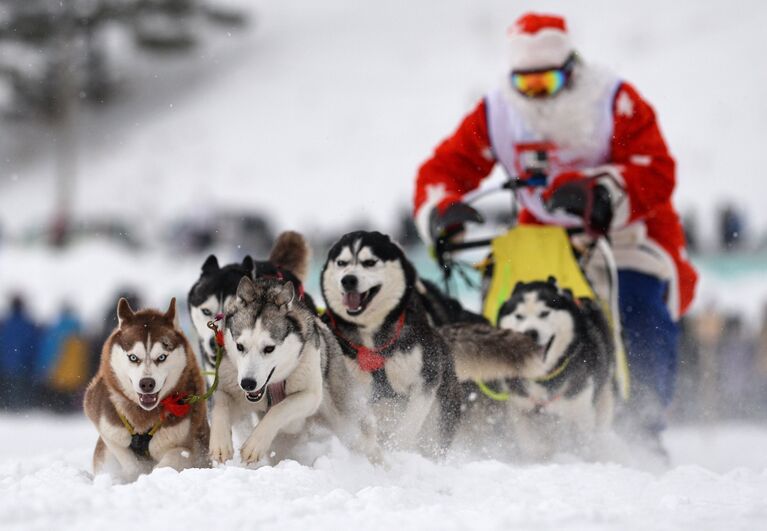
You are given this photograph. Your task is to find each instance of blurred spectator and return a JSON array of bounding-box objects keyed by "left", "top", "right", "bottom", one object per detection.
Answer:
[
  {"left": 0, "top": 295, "right": 41, "bottom": 410},
  {"left": 672, "top": 316, "right": 701, "bottom": 421},
  {"left": 719, "top": 204, "right": 745, "bottom": 251},
  {"left": 756, "top": 304, "right": 767, "bottom": 408},
  {"left": 36, "top": 304, "right": 89, "bottom": 412},
  {"left": 694, "top": 303, "right": 724, "bottom": 421},
  {"left": 682, "top": 211, "right": 699, "bottom": 254},
  {"left": 717, "top": 315, "right": 757, "bottom": 418}
]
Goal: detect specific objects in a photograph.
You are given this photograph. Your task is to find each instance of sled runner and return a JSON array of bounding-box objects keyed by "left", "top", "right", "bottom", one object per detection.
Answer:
[{"left": 433, "top": 177, "right": 630, "bottom": 400}]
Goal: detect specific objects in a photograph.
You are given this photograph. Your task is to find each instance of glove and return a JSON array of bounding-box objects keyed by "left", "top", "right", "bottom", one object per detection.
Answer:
[
  {"left": 428, "top": 201, "right": 484, "bottom": 249},
  {"left": 545, "top": 173, "right": 614, "bottom": 235}
]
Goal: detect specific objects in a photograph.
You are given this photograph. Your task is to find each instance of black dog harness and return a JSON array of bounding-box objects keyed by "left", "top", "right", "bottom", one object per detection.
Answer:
[{"left": 118, "top": 412, "right": 163, "bottom": 458}]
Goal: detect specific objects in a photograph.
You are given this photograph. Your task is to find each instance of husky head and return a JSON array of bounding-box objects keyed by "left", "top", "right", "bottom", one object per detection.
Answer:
[
  {"left": 188, "top": 255, "right": 254, "bottom": 365},
  {"left": 224, "top": 276, "right": 310, "bottom": 403},
  {"left": 106, "top": 298, "right": 191, "bottom": 411},
  {"left": 321, "top": 231, "right": 415, "bottom": 328},
  {"left": 188, "top": 232, "right": 311, "bottom": 367},
  {"left": 497, "top": 277, "right": 578, "bottom": 374}
]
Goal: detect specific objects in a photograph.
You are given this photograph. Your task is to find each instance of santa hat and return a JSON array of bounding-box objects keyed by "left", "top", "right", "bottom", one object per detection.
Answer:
[{"left": 507, "top": 13, "right": 574, "bottom": 71}]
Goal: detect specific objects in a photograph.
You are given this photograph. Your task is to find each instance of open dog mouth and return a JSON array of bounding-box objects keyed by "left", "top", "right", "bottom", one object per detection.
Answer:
[
  {"left": 542, "top": 335, "right": 555, "bottom": 362},
  {"left": 138, "top": 392, "right": 159, "bottom": 409},
  {"left": 245, "top": 368, "right": 275, "bottom": 403},
  {"left": 342, "top": 285, "right": 381, "bottom": 316}
]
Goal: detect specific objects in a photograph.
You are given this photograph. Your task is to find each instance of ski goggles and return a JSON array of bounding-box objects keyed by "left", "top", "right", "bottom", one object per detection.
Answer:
[{"left": 510, "top": 53, "right": 576, "bottom": 98}]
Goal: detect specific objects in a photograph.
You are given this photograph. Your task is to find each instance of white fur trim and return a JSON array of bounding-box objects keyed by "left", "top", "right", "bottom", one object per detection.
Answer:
[
  {"left": 509, "top": 29, "right": 572, "bottom": 71},
  {"left": 630, "top": 155, "right": 652, "bottom": 167},
  {"left": 415, "top": 184, "right": 447, "bottom": 247}
]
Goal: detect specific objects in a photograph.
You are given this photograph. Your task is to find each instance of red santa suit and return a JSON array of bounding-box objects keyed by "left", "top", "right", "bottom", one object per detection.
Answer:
[{"left": 414, "top": 58, "right": 697, "bottom": 318}]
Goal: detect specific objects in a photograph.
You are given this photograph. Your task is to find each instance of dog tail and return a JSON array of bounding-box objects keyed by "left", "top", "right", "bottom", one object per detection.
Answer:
[
  {"left": 440, "top": 323, "right": 541, "bottom": 382},
  {"left": 269, "top": 231, "right": 311, "bottom": 283}
]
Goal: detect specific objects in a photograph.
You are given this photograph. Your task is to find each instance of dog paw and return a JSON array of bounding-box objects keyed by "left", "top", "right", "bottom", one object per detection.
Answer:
[
  {"left": 209, "top": 434, "right": 234, "bottom": 463},
  {"left": 366, "top": 445, "right": 385, "bottom": 466},
  {"left": 240, "top": 432, "right": 273, "bottom": 465}
]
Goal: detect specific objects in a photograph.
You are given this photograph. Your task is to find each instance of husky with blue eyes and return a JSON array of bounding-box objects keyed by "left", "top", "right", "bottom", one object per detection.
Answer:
[
  {"left": 83, "top": 298, "right": 210, "bottom": 482},
  {"left": 497, "top": 277, "right": 615, "bottom": 460}
]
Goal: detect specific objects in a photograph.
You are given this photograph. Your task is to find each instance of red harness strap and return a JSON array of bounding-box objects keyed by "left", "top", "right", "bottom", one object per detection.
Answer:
[
  {"left": 159, "top": 392, "right": 192, "bottom": 419},
  {"left": 327, "top": 312, "right": 407, "bottom": 373},
  {"left": 267, "top": 381, "right": 287, "bottom": 409}
]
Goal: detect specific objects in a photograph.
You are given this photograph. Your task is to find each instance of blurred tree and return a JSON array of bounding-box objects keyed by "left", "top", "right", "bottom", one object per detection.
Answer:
[{"left": 0, "top": 0, "right": 248, "bottom": 245}]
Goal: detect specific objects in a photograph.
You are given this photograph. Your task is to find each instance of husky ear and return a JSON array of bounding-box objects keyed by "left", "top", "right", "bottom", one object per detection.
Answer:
[
  {"left": 547, "top": 276, "right": 557, "bottom": 286},
  {"left": 241, "top": 255, "right": 254, "bottom": 272},
  {"left": 511, "top": 281, "right": 524, "bottom": 295},
  {"left": 164, "top": 297, "right": 177, "bottom": 323},
  {"left": 275, "top": 281, "right": 296, "bottom": 309},
  {"left": 116, "top": 298, "right": 134, "bottom": 327},
  {"left": 237, "top": 276, "right": 257, "bottom": 304},
  {"left": 562, "top": 288, "right": 575, "bottom": 300},
  {"left": 202, "top": 255, "right": 219, "bottom": 274}
]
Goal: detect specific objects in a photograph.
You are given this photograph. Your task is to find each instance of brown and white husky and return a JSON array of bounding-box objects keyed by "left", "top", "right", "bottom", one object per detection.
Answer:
[{"left": 83, "top": 298, "right": 210, "bottom": 481}]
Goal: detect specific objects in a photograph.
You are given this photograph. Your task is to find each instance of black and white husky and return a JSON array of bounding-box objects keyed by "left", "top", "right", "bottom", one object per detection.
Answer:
[
  {"left": 321, "top": 231, "right": 540, "bottom": 456},
  {"left": 497, "top": 278, "right": 615, "bottom": 460},
  {"left": 187, "top": 231, "right": 314, "bottom": 372}
]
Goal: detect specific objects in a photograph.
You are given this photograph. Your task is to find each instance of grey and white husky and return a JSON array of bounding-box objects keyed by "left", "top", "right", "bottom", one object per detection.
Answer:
[
  {"left": 209, "top": 274, "right": 382, "bottom": 464},
  {"left": 321, "top": 231, "right": 541, "bottom": 457},
  {"left": 497, "top": 278, "right": 615, "bottom": 460},
  {"left": 208, "top": 276, "right": 325, "bottom": 464},
  {"left": 187, "top": 231, "right": 315, "bottom": 374}
]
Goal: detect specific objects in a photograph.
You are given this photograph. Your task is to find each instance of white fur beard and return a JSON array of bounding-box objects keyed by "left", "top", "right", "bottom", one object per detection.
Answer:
[{"left": 502, "top": 63, "right": 616, "bottom": 153}]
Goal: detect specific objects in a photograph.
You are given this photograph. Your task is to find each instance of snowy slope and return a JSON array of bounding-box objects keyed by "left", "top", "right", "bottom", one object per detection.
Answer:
[
  {"left": 1, "top": 414, "right": 766, "bottom": 531},
  {"left": 1, "top": 0, "right": 766, "bottom": 241}
]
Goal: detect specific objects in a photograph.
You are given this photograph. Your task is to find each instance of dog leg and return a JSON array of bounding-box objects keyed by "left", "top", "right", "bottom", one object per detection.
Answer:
[
  {"left": 98, "top": 418, "right": 143, "bottom": 481},
  {"left": 509, "top": 408, "right": 553, "bottom": 461},
  {"left": 155, "top": 447, "right": 194, "bottom": 471},
  {"left": 388, "top": 390, "right": 436, "bottom": 451},
  {"left": 319, "top": 398, "right": 383, "bottom": 463},
  {"left": 240, "top": 387, "right": 322, "bottom": 465},
  {"left": 209, "top": 389, "right": 234, "bottom": 463},
  {"left": 588, "top": 383, "right": 616, "bottom": 460},
  {"left": 100, "top": 437, "right": 143, "bottom": 482}
]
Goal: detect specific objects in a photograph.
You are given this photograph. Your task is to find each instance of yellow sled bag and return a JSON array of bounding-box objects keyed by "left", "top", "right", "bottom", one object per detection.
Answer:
[{"left": 482, "top": 225, "right": 630, "bottom": 400}]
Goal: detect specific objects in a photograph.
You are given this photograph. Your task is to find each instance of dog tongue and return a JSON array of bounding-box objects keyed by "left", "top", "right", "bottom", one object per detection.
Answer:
[{"left": 343, "top": 291, "right": 362, "bottom": 310}]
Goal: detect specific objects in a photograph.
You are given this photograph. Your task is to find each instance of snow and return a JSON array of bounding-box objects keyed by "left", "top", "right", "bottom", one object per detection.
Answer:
[{"left": 1, "top": 414, "right": 766, "bottom": 531}]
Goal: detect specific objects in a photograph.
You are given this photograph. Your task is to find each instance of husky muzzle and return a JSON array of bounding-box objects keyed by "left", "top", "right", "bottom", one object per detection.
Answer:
[{"left": 241, "top": 367, "right": 275, "bottom": 403}]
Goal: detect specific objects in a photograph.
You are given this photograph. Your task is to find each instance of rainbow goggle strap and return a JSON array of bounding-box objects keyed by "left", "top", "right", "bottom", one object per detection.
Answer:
[{"left": 510, "top": 53, "right": 577, "bottom": 98}]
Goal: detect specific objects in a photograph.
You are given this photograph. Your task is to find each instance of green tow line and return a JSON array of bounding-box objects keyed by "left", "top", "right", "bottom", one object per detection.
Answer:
[{"left": 185, "top": 317, "right": 224, "bottom": 405}]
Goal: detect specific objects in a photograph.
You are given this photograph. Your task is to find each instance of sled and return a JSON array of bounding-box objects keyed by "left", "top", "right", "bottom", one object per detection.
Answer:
[{"left": 434, "top": 180, "right": 630, "bottom": 400}]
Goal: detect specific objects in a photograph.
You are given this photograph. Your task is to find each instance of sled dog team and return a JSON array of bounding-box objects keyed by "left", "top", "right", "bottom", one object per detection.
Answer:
[{"left": 84, "top": 230, "right": 615, "bottom": 481}]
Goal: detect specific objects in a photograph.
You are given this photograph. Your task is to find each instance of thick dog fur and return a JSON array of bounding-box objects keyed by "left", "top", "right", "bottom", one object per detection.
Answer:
[
  {"left": 208, "top": 276, "right": 379, "bottom": 464},
  {"left": 320, "top": 231, "right": 540, "bottom": 457},
  {"left": 497, "top": 278, "right": 615, "bottom": 460},
  {"left": 187, "top": 231, "right": 316, "bottom": 371},
  {"left": 208, "top": 277, "right": 326, "bottom": 464},
  {"left": 83, "top": 298, "right": 209, "bottom": 481},
  {"left": 440, "top": 323, "right": 544, "bottom": 383}
]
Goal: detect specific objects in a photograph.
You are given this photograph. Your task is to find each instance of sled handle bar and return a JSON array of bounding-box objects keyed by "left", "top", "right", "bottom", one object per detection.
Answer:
[
  {"left": 438, "top": 226, "right": 588, "bottom": 255},
  {"left": 461, "top": 174, "right": 547, "bottom": 205},
  {"left": 434, "top": 175, "right": 546, "bottom": 256}
]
